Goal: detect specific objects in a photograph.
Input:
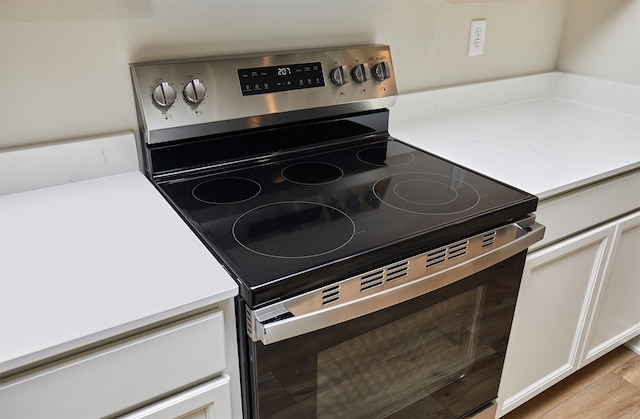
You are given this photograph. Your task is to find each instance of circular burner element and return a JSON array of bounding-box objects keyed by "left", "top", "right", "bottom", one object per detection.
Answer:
[
  {"left": 193, "top": 177, "right": 261, "bottom": 204},
  {"left": 281, "top": 162, "right": 343, "bottom": 185},
  {"left": 357, "top": 144, "right": 414, "bottom": 166},
  {"left": 373, "top": 172, "right": 481, "bottom": 215},
  {"left": 395, "top": 179, "right": 459, "bottom": 206},
  {"left": 233, "top": 201, "right": 355, "bottom": 259}
]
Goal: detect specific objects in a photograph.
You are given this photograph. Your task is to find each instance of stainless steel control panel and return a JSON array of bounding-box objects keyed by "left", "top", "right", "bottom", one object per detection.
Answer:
[{"left": 130, "top": 45, "right": 397, "bottom": 144}]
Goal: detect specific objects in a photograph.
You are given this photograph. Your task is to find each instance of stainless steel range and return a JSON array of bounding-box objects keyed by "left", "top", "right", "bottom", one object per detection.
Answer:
[{"left": 130, "top": 45, "right": 544, "bottom": 419}]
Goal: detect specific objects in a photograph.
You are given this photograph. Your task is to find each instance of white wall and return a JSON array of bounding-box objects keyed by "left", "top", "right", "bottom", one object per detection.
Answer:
[
  {"left": 558, "top": 0, "right": 640, "bottom": 85},
  {"left": 0, "top": 0, "right": 570, "bottom": 149}
]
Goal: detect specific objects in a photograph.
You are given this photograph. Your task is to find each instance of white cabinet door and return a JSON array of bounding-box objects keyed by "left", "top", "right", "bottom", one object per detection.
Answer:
[
  {"left": 498, "top": 222, "right": 615, "bottom": 416},
  {"left": 581, "top": 211, "right": 640, "bottom": 366},
  {"left": 120, "top": 375, "right": 232, "bottom": 419}
]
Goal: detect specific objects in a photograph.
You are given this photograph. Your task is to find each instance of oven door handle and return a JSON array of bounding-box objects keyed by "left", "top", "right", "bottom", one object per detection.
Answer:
[{"left": 250, "top": 219, "right": 545, "bottom": 345}]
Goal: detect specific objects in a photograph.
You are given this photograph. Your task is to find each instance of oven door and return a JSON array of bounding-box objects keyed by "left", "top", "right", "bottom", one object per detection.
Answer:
[{"left": 241, "top": 221, "right": 544, "bottom": 419}]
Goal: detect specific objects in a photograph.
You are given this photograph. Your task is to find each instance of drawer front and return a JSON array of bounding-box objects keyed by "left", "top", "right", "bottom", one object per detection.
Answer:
[
  {"left": 533, "top": 170, "right": 640, "bottom": 251},
  {"left": 0, "top": 310, "right": 226, "bottom": 418}
]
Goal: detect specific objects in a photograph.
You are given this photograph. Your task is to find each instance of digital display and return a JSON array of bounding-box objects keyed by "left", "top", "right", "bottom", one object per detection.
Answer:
[{"left": 238, "top": 62, "right": 325, "bottom": 96}]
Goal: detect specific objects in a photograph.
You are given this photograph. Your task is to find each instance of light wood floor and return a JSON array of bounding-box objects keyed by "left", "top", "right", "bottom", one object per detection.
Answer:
[{"left": 502, "top": 345, "right": 640, "bottom": 418}]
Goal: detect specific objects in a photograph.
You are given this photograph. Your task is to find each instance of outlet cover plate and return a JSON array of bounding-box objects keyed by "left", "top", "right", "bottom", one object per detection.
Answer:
[{"left": 468, "top": 19, "right": 487, "bottom": 56}]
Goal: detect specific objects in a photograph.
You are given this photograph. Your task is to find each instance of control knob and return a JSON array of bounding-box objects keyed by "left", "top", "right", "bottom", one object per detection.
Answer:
[
  {"left": 372, "top": 61, "right": 391, "bottom": 82},
  {"left": 151, "top": 82, "right": 177, "bottom": 108},
  {"left": 351, "top": 63, "right": 370, "bottom": 83},
  {"left": 330, "top": 65, "right": 350, "bottom": 86},
  {"left": 183, "top": 79, "right": 207, "bottom": 104}
]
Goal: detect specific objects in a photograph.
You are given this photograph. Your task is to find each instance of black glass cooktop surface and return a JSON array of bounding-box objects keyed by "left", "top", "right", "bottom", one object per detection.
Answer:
[{"left": 158, "top": 138, "right": 537, "bottom": 307}]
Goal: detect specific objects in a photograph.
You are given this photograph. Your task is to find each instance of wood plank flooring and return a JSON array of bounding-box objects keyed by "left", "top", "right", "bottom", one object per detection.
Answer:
[{"left": 502, "top": 346, "right": 640, "bottom": 418}]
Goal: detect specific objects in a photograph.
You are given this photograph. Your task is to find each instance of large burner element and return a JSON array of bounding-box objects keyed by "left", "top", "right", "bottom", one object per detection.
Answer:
[
  {"left": 193, "top": 177, "right": 261, "bottom": 204},
  {"left": 232, "top": 202, "right": 355, "bottom": 259},
  {"left": 374, "top": 172, "right": 481, "bottom": 215}
]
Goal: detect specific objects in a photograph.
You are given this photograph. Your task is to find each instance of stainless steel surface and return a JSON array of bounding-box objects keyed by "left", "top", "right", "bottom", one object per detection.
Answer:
[
  {"left": 130, "top": 45, "right": 397, "bottom": 144},
  {"left": 247, "top": 215, "right": 544, "bottom": 344}
]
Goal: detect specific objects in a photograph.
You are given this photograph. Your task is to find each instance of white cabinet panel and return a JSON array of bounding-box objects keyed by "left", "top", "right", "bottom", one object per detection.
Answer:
[
  {"left": 583, "top": 211, "right": 640, "bottom": 365},
  {"left": 0, "top": 311, "right": 226, "bottom": 419},
  {"left": 533, "top": 170, "right": 640, "bottom": 252},
  {"left": 498, "top": 223, "right": 615, "bottom": 415},
  {"left": 499, "top": 210, "right": 640, "bottom": 417},
  {"left": 120, "top": 375, "right": 232, "bottom": 419}
]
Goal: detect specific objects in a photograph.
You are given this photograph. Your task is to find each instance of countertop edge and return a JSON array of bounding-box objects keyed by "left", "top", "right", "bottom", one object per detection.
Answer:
[{"left": 537, "top": 163, "right": 640, "bottom": 201}]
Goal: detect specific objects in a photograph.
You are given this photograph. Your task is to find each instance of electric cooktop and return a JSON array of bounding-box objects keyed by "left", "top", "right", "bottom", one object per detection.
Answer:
[{"left": 157, "top": 135, "right": 537, "bottom": 307}]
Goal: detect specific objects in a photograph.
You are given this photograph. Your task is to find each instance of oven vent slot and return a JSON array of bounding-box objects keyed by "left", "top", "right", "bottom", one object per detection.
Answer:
[
  {"left": 426, "top": 247, "right": 447, "bottom": 268},
  {"left": 360, "top": 269, "right": 384, "bottom": 292},
  {"left": 448, "top": 240, "right": 469, "bottom": 260},
  {"left": 426, "top": 240, "right": 469, "bottom": 268},
  {"left": 245, "top": 306, "right": 253, "bottom": 337},
  {"left": 385, "top": 261, "right": 409, "bottom": 282},
  {"left": 482, "top": 231, "right": 497, "bottom": 248},
  {"left": 321, "top": 284, "right": 341, "bottom": 306}
]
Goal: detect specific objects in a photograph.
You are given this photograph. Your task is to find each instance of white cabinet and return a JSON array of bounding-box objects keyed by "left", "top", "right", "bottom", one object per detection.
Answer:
[
  {"left": 498, "top": 223, "right": 614, "bottom": 415},
  {"left": 121, "top": 375, "right": 232, "bottom": 419},
  {"left": 581, "top": 212, "right": 640, "bottom": 366},
  {"left": 498, "top": 210, "right": 640, "bottom": 416}
]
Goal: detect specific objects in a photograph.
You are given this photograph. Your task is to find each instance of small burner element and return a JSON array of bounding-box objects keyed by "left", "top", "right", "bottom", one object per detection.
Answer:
[
  {"left": 374, "top": 172, "right": 481, "bottom": 215},
  {"left": 282, "top": 162, "right": 344, "bottom": 185},
  {"left": 193, "top": 177, "right": 261, "bottom": 204},
  {"left": 233, "top": 201, "right": 355, "bottom": 258},
  {"left": 357, "top": 144, "right": 414, "bottom": 166}
]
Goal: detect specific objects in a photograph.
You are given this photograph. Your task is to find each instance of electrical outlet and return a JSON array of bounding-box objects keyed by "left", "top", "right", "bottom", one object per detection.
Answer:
[{"left": 467, "top": 19, "right": 487, "bottom": 56}]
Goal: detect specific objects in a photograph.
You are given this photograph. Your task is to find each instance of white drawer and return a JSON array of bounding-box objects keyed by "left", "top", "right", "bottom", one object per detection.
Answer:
[
  {"left": 533, "top": 170, "right": 640, "bottom": 251},
  {"left": 0, "top": 310, "right": 226, "bottom": 418}
]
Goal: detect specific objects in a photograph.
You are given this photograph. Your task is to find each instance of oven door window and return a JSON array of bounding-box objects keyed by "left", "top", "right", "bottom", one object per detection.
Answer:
[{"left": 248, "top": 252, "right": 525, "bottom": 419}]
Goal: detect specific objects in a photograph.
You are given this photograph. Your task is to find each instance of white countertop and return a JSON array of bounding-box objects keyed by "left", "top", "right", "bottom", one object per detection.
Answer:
[
  {"left": 0, "top": 171, "right": 237, "bottom": 373},
  {"left": 389, "top": 73, "right": 640, "bottom": 200}
]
